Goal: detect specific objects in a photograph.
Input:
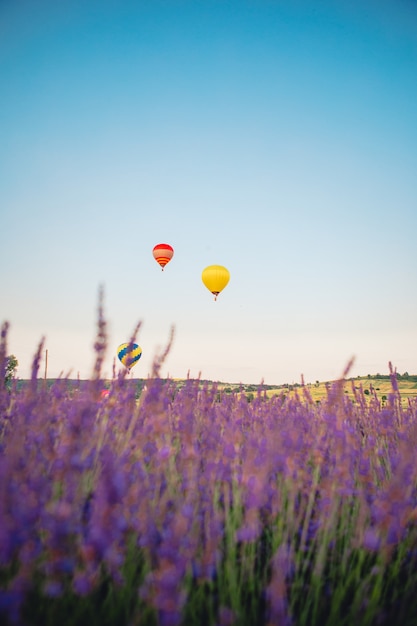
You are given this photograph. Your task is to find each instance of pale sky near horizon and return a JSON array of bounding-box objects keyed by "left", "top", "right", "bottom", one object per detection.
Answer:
[{"left": 1, "top": 0, "right": 416, "bottom": 385}]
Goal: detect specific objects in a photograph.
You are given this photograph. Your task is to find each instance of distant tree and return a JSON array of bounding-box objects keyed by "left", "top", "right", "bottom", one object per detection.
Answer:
[
  {"left": 364, "top": 389, "right": 370, "bottom": 395},
  {"left": 4, "top": 354, "right": 18, "bottom": 389},
  {"left": 402, "top": 372, "right": 409, "bottom": 378}
]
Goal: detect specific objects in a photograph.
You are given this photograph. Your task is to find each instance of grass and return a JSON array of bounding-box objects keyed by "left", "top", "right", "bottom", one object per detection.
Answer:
[{"left": 260, "top": 375, "right": 417, "bottom": 404}]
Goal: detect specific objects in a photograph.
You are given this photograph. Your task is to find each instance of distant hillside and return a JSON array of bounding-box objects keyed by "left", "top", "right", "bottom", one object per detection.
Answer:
[
  {"left": 265, "top": 374, "right": 417, "bottom": 404},
  {"left": 12, "top": 374, "right": 417, "bottom": 404},
  {"left": 217, "top": 374, "right": 417, "bottom": 404}
]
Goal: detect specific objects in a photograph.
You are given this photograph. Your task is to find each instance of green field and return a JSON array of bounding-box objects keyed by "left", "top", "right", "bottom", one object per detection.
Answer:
[
  {"left": 20, "top": 373, "right": 417, "bottom": 406},
  {"left": 216, "top": 374, "right": 417, "bottom": 405},
  {"left": 3, "top": 370, "right": 417, "bottom": 625}
]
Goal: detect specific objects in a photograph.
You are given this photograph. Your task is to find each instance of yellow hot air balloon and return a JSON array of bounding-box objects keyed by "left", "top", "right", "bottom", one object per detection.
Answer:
[{"left": 202, "top": 265, "right": 230, "bottom": 301}]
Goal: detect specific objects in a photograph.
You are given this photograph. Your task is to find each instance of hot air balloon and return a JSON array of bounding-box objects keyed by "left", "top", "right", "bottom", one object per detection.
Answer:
[
  {"left": 153, "top": 243, "right": 174, "bottom": 270},
  {"left": 117, "top": 343, "right": 142, "bottom": 370},
  {"left": 201, "top": 265, "right": 230, "bottom": 300}
]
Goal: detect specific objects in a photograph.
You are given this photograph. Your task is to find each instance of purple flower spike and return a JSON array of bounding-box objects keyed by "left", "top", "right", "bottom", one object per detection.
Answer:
[
  {"left": 363, "top": 528, "right": 380, "bottom": 552},
  {"left": 218, "top": 606, "right": 236, "bottom": 626},
  {"left": 72, "top": 571, "right": 95, "bottom": 596},
  {"left": 44, "top": 580, "right": 63, "bottom": 598}
]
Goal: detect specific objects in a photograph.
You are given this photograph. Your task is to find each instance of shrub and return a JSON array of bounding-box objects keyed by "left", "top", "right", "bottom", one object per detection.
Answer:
[{"left": 1, "top": 309, "right": 417, "bottom": 625}]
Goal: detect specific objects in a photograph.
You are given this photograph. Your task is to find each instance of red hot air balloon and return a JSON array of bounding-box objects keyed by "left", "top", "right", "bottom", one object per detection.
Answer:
[{"left": 153, "top": 243, "right": 174, "bottom": 271}]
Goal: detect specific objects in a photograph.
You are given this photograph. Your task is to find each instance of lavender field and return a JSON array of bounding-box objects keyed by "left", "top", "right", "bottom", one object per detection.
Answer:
[{"left": 1, "top": 314, "right": 417, "bottom": 626}]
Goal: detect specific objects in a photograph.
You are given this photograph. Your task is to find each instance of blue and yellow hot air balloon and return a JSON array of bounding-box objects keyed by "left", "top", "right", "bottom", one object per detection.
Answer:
[
  {"left": 202, "top": 265, "right": 230, "bottom": 301},
  {"left": 117, "top": 343, "right": 142, "bottom": 370}
]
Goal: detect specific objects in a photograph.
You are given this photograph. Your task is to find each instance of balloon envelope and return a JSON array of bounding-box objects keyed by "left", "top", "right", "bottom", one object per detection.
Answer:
[
  {"left": 153, "top": 243, "right": 174, "bottom": 270},
  {"left": 201, "top": 265, "right": 230, "bottom": 300},
  {"left": 117, "top": 343, "right": 142, "bottom": 370}
]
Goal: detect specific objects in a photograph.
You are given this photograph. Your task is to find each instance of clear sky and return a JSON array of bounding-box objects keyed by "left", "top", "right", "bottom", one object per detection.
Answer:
[{"left": 1, "top": 0, "right": 416, "bottom": 384}]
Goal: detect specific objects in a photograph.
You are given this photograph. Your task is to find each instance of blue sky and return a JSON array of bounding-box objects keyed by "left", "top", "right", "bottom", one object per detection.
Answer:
[{"left": 1, "top": 0, "right": 416, "bottom": 384}]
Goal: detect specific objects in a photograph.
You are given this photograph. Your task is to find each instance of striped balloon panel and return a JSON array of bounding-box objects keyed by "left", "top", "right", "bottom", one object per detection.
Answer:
[{"left": 154, "top": 255, "right": 171, "bottom": 267}]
